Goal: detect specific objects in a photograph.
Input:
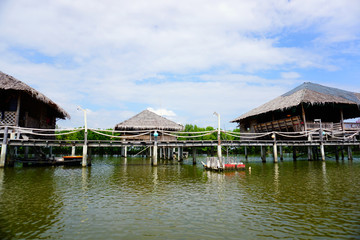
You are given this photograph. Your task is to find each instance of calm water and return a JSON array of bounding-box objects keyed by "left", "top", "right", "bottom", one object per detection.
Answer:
[{"left": 0, "top": 155, "right": 359, "bottom": 239}]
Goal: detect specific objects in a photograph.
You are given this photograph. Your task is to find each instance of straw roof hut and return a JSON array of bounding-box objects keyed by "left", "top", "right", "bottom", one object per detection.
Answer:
[
  {"left": 115, "top": 109, "right": 184, "bottom": 140},
  {"left": 0, "top": 71, "right": 70, "bottom": 128},
  {"left": 231, "top": 82, "right": 360, "bottom": 132}
]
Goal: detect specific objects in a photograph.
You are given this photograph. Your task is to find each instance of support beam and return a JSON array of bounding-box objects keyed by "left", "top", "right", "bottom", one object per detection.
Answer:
[
  {"left": 244, "top": 146, "right": 248, "bottom": 161},
  {"left": 335, "top": 146, "right": 339, "bottom": 161},
  {"left": 71, "top": 146, "right": 76, "bottom": 156},
  {"left": 320, "top": 143, "right": 325, "bottom": 161},
  {"left": 0, "top": 127, "right": 9, "bottom": 167},
  {"left": 348, "top": 146, "right": 353, "bottom": 161},
  {"left": 292, "top": 146, "right": 297, "bottom": 161},
  {"left": 307, "top": 146, "right": 313, "bottom": 161},
  {"left": 273, "top": 143, "right": 278, "bottom": 163},
  {"left": 152, "top": 144, "right": 158, "bottom": 166},
  {"left": 279, "top": 146, "right": 283, "bottom": 161},
  {"left": 260, "top": 146, "right": 266, "bottom": 162},
  {"left": 192, "top": 147, "right": 197, "bottom": 165}
]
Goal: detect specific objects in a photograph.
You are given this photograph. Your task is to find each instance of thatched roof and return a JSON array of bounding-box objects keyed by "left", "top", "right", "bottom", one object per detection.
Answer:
[
  {"left": 231, "top": 82, "right": 360, "bottom": 122},
  {"left": 115, "top": 109, "right": 184, "bottom": 131},
  {"left": 0, "top": 71, "right": 70, "bottom": 119}
]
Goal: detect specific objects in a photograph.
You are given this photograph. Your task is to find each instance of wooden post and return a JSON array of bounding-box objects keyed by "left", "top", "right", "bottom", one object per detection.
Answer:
[
  {"left": 320, "top": 143, "right": 325, "bottom": 161},
  {"left": 15, "top": 95, "right": 21, "bottom": 126},
  {"left": 152, "top": 143, "right": 158, "bottom": 166},
  {"left": 192, "top": 147, "right": 197, "bottom": 165},
  {"left": 159, "top": 147, "right": 162, "bottom": 160},
  {"left": 307, "top": 146, "right": 313, "bottom": 161},
  {"left": 301, "top": 103, "right": 307, "bottom": 132},
  {"left": 0, "top": 127, "right": 9, "bottom": 167},
  {"left": 177, "top": 147, "right": 181, "bottom": 161},
  {"left": 292, "top": 146, "right": 297, "bottom": 161},
  {"left": 279, "top": 146, "right": 283, "bottom": 161},
  {"left": 335, "top": 146, "right": 339, "bottom": 161},
  {"left": 167, "top": 147, "right": 171, "bottom": 160},
  {"left": 244, "top": 146, "right": 248, "bottom": 161},
  {"left": 179, "top": 147, "right": 184, "bottom": 161},
  {"left": 71, "top": 146, "right": 76, "bottom": 156},
  {"left": 348, "top": 146, "right": 353, "bottom": 160},
  {"left": 261, "top": 146, "right": 266, "bottom": 162},
  {"left": 340, "top": 109, "right": 345, "bottom": 131},
  {"left": 341, "top": 146, "right": 344, "bottom": 160},
  {"left": 272, "top": 133, "right": 278, "bottom": 163},
  {"left": 82, "top": 131, "right": 88, "bottom": 167}
]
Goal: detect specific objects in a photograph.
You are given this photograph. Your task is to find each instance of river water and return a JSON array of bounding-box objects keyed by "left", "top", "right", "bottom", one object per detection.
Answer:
[{"left": 0, "top": 154, "right": 359, "bottom": 239}]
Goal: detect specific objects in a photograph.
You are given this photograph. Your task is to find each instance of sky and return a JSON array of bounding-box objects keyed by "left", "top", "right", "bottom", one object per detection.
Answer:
[{"left": 0, "top": 0, "right": 359, "bottom": 130}]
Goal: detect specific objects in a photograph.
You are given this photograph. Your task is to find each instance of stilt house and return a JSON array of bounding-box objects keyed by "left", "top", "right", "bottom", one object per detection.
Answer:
[
  {"left": 231, "top": 82, "right": 360, "bottom": 132},
  {"left": 0, "top": 71, "right": 70, "bottom": 129},
  {"left": 114, "top": 109, "right": 184, "bottom": 140}
]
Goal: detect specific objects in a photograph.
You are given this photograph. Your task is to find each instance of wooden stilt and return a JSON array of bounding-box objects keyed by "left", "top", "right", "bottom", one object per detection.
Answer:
[
  {"left": 292, "top": 146, "right": 297, "bottom": 161},
  {"left": 307, "top": 146, "right": 312, "bottom": 161},
  {"left": 280, "top": 146, "right": 283, "bottom": 161},
  {"left": 348, "top": 146, "right": 353, "bottom": 161},
  {"left": 192, "top": 148, "right": 197, "bottom": 165},
  {"left": 335, "top": 146, "right": 339, "bottom": 161},
  {"left": 152, "top": 144, "right": 158, "bottom": 166},
  {"left": 0, "top": 127, "right": 9, "bottom": 167},
  {"left": 159, "top": 148, "right": 162, "bottom": 160},
  {"left": 71, "top": 146, "right": 76, "bottom": 156},
  {"left": 82, "top": 131, "right": 88, "bottom": 167},
  {"left": 320, "top": 143, "right": 325, "bottom": 161},
  {"left": 244, "top": 146, "right": 248, "bottom": 161},
  {"left": 341, "top": 146, "right": 344, "bottom": 160},
  {"left": 261, "top": 146, "right": 266, "bottom": 162},
  {"left": 273, "top": 142, "right": 278, "bottom": 163}
]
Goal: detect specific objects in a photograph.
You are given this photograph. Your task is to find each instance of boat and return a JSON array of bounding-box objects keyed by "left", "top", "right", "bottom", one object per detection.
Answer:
[{"left": 201, "top": 157, "right": 245, "bottom": 171}]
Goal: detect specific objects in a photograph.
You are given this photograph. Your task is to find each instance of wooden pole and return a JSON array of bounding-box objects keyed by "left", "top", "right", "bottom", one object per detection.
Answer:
[
  {"left": 340, "top": 109, "right": 345, "bottom": 131},
  {"left": 71, "top": 146, "right": 76, "bottom": 156},
  {"left": 0, "top": 127, "right": 9, "bottom": 167},
  {"left": 307, "top": 146, "right": 313, "bottom": 161},
  {"left": 261, "top": 146, "right": 266, "bottom": 162},
  {"left": 192, "top": 147, "right": 197, "bottom": 165},
  {"left": 273, "top": 133, "right": 278, "bottom": 163},
  {"left": 348, "top": 146, "right": 353, "bottom": 160},
  {"left": 320, "top": 143, "right": 325, "bottom": 161},
  {"left": 292, "top": 146, "right": 297, "bottom": 161},
  {"left": 15, "top": 95, "right": 21, "bottom": 126},
  {"left": 301, "top": 103, "right": 307, "bottom": 132},
  {"left": 152, "top": 143, "right": 158, "bottom": 166},
  {"left": 279, "top": 146, "right": 283, "bottom": 161},
  {"left": 244, "top": 146, "right": 248, "bottom": 161},
  {"left": 335, "top": 146, "right": 339, "bottom": 161}
]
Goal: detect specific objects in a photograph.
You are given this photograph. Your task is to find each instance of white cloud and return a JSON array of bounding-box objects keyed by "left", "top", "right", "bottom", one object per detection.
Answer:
[
  {"left": 281, "top": 72, "right": 301, "bottom": 79},
  {"left": 0, "top": 0, "right": 359, "bottom": 129}
]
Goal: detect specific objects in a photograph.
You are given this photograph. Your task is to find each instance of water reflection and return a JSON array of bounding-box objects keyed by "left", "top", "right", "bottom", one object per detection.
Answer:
[{"left": 0, "top": 156, "right": 358, "bottom": 239}]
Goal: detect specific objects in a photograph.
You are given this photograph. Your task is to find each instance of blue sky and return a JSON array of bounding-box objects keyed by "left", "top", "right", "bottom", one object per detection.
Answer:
[{"left": 0, "top": 0, "right": 359, "bottom": 129}]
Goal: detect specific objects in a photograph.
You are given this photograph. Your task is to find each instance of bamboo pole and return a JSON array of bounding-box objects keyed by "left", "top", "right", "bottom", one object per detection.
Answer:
[{"left": 0, "top": 127, "right": 9, "bottom": 167}]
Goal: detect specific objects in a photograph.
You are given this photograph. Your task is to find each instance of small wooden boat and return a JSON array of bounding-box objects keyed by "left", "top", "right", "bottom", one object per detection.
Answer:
[
  {"left": 56, "top": 156, "right": 82, "bottom": 165},
  {"left": 201, "top": 158, "right": 245, "bottom": 171}
]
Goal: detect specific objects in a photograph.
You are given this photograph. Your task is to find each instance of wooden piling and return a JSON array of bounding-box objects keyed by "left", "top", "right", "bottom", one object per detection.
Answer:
[
  {"left": 152, "top": 144, "right": 158, "bottom": 166},
  {"left": 335, "top": 146, "right": 339, "bottom": 161},
  {"left": 320, "top": 143, "right": 325, "bottom": 161},
  {"left": 273, "top": 143, "right": 278, "bottom": 163},
  {"left": 279, "top": 146, "right": 283, "bottom": 161},
  {"left": 71, "top": 146, "right": 76, "bottom": 156},
  {"left": 292, "top": 146, "right": 297, "bottom": 161},
  {"left": 244, "top": 146, "right": 248, "bottom": 161},
  {"left": 307, "top": 146, "right": 313, "bottom": 161},
  {"left": 0, "top": 127, "right": 9, "bottom": 167},
  {"left": 348, "top": 146, "right": 353, "bottom": 161},
  {"left": 192, "top": 147, "right": 197, "bottom": 165},
  {"left": 82, "top": 131, "right": 88, "bottom": 167},
  {"left": 261, "top": 146, "right": 266, "bottom": 162}
]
